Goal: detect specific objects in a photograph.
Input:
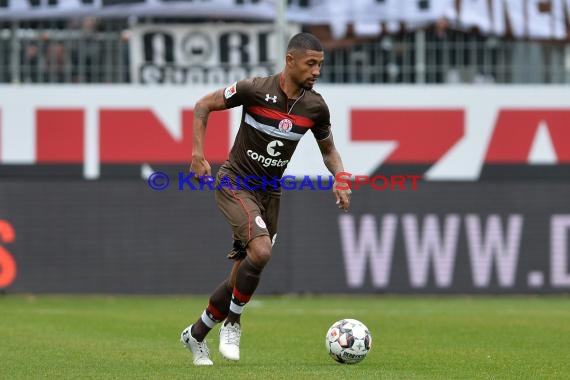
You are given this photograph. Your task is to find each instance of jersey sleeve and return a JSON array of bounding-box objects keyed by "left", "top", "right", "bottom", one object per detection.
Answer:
[
  {"left": 223, "top": 78, "right": 256, "bottom": 109},
  {"left": 311, "top": 102, "right": 332, "bottom": 141}
]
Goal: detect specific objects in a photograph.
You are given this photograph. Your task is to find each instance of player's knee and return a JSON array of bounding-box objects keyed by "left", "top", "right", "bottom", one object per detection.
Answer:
[
  {"left": 250, "top": 246, "right": 271, "bottom": 267},
  {"left": 256, "top": 246, "right": 272, "bottom": 267},
  {"left": 247, "top": 238, "right": 272, "bottom": 268}
]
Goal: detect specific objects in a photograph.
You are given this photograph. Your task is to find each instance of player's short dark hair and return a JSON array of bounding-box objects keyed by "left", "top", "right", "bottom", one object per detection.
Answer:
[{"left": 287, "top": 32, "right": 323, "bottom": 53}]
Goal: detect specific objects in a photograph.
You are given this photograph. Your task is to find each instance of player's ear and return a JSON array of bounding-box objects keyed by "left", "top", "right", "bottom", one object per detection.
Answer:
[{"left": 285, "top": 51, "right": 295, "bottom": 68}]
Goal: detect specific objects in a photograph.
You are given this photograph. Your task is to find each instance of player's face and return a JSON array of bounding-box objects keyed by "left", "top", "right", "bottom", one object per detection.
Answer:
[{"left": 289, "top": 49, "right": 324, "bottom": 90}]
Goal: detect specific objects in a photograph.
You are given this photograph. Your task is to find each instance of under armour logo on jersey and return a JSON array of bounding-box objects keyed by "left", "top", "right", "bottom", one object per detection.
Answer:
[{"left": 265, "top": 94, "right": 277, "bottom": 103}]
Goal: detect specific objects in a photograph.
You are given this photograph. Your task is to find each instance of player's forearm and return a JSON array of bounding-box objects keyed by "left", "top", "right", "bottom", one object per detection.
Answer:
[
  {"left": 322, "top": 149, "right": 345, "bottom": 177},
  {"left": 192, "top": 101, "right": 209, "bottom": 158},
  {"left": 192, "top": 89, "right": 227, "bottom": 158}
]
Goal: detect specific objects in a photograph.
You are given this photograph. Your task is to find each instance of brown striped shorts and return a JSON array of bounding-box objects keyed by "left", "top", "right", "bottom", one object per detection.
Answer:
[{"left": 214, "top": 169, "right": 280, "bottom": 259}]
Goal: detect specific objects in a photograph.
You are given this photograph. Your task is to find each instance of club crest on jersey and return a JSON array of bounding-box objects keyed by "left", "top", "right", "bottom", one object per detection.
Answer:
[
  {"left": 278, "top": 118, "right": 293, "bottom": 133},
  {"left": 255, "top": 216, "right": 267, "bottom": 229},
  {"left": 265, "top": 94, "right": 277, "bottom": 103},
  {"left": 224, "top": 82, "right": 237, "bottom": 99}
]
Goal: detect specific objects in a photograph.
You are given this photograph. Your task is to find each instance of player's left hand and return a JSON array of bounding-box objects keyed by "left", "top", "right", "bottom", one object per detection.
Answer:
[{"left": 333, "top": 181, "right": 351, "bottom": 212}]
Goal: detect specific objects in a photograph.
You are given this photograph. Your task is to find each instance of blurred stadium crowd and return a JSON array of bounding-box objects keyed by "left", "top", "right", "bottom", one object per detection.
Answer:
[{"left": 1, "top": 13, "right": 568, "bottom": 85}]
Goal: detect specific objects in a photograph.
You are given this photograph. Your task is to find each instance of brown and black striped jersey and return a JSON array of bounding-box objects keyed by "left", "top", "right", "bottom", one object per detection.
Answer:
[{"left": 221, "top": 73, "right": 331, "bottom": 186}]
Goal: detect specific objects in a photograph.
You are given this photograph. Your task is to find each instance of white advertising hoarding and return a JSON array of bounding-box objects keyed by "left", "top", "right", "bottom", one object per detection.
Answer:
[{"left": 0, "top": 85, "right": 569, "bottom": 180}]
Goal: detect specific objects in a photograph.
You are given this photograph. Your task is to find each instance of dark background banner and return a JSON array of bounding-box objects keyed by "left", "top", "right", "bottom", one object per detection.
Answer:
[{"left": 0, "top": 179, "right": 569, "bottom": 294}]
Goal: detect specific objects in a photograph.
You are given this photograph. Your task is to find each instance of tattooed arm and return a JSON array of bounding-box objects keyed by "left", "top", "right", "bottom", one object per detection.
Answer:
[{"left": 189, "top": 89, "right": 227, "bottom": 178}]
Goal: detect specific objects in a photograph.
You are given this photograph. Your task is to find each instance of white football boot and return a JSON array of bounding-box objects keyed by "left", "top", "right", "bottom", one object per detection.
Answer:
[
  {"left": 180, "top": 325, "right": 213, "bottom": 366},
  {"left": 219, "top": 322, "right": 241, "bottom": 361}
]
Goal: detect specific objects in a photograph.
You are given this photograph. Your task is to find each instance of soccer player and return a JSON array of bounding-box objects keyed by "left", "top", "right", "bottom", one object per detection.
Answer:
[{"left": 180, "top": 32, "right": 352, "bottom": 365}]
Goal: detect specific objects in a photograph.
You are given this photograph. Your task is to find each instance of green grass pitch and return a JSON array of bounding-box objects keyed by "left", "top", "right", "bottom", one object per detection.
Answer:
[{"left": 1, "top": 295, "right": 569, "bottom": 379}]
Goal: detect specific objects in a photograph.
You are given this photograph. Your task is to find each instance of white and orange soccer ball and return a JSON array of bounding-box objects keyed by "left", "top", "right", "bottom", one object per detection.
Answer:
[{"left": 325, "top": 318, "right": 372, "bottom": 364}]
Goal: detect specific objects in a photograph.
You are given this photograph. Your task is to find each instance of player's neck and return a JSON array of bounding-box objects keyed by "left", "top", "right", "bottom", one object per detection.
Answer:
[{"left": 279, "top": 72, "right": 303, "bottom": 100}]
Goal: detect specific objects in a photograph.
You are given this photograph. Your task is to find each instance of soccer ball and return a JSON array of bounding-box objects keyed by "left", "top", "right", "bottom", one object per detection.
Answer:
[{"left": 325, "top": 318, "right": 372, "bottom": 364}]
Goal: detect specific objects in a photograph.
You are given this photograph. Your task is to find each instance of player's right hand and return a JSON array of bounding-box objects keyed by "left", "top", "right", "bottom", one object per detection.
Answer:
[{"left": 188, "top": 155, "right": 212, "bottom": 180}]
